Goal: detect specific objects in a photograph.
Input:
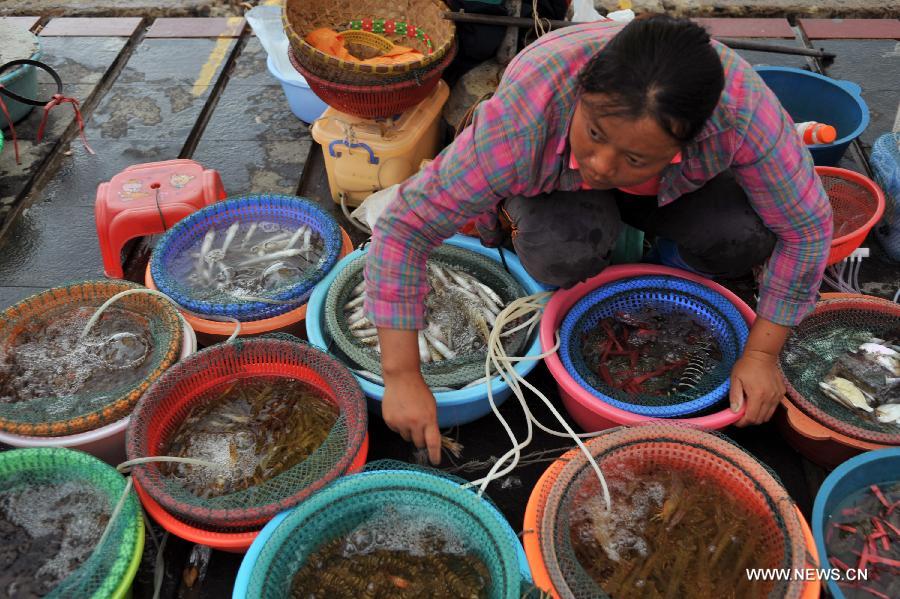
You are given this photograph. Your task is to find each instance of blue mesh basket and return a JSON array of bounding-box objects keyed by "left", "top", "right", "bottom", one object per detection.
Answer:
[
  {"left": 150, "top": 195, "right": 343, "bottom": 321},
  {"left": 558, "top": 275, "right": 749, "bottom": 418},
  {"left": 872, "top": 132, "right": 900, "bottom": 262}
]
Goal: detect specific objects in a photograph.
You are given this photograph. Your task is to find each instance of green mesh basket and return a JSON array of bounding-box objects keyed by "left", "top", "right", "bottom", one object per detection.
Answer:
[
  {"left": 325, "top": 244, "right": 529, "bottom": 388},
  {"left": 246, "top": 468, "right": 525, "bottom": 598},
  {"left": 0, "top": 447, "right": 143, "bottom": 598},
  {"left": 780, "top": 296, "right": 900, "bottom": 445}
]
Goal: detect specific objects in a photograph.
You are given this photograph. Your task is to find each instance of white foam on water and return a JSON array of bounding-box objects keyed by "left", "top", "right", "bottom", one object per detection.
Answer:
[
  {"left": 0, "top": 479, "right": 110, "bottom": 588},
  {"left": 341, "top": 505, "right": 469, "bottom": 558},
  {"left": 0, "top": 307, "right": 152, "bottom": 415}
]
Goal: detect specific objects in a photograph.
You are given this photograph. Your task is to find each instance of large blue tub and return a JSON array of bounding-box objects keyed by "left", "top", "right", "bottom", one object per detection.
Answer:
[
  {"left": 755, "top": 66, "right": 869, "bottom": 167},
  {"left": 306, "top": 234, "right": 547, "bottom": 427},
  {"left": 812, "top": 447, "right": 900, "bottom": 598}
]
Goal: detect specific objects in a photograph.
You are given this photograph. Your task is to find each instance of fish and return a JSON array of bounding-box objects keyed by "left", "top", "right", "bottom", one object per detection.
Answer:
[
  {"left": 236, "top": 248, "right": 306, "bottom": 268},
  {"left": 875, "top": 403, "right": 900, "bottom": 425},
  {"left": 819, "top": 376, "right": 874, "bottom": 412},
  {"left": 220, "top": 222, "right": 240, "bottom": 255},
  {"left": 858, "top": 341, "right": 900, "bottom": 376}
]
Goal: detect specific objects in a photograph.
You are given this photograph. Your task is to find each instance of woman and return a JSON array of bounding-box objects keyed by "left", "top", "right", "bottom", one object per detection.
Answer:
[{"left": 364, "top": 15, "right": 833, "bottom": 464}]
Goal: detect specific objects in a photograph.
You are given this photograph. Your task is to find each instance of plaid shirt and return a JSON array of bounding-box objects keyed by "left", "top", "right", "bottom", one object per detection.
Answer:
[{"left": 365, "top": 21, "right": 832, "bottom": 329}]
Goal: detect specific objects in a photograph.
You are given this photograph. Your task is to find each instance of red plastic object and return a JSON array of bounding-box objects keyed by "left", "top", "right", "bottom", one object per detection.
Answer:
[
  {"left": 818, "top": 166, "right": 885, "bottom": 265},
  {"left": 289, "top": 44, "right": 455, "bottom": 119},
  {"left": 133, "top": 434, "right": 369, "bottom": 553},
  {"left": 95, "top": 159, "right": 226, "bottom": 278},
  {"left": 540, "top": 264, "right": 756, "bottom": 432}
]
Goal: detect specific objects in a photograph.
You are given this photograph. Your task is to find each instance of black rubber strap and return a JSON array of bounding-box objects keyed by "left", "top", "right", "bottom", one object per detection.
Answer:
[{"left": 0, "top": 59, "right": 64, "bottom": 106}]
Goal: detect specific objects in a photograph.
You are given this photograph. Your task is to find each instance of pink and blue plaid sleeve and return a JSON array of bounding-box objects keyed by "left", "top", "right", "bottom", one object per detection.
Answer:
[
  {"left": 364, "top": 98, "right": 532, "bottom": 329},
  {"left": 732, "top": 71, "right": 832, "bottom": 327}
]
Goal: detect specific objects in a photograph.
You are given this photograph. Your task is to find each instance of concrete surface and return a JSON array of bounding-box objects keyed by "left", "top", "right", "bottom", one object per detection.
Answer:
[{"left": 0, "top": 0, "right": 236, "bottom": 18}]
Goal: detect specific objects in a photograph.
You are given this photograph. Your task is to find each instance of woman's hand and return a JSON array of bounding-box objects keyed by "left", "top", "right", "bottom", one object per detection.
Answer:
[
  {"left": 730, "top": 349, "right": 785, "bottom": 426},
  {"left": 382, "top": 370, "right": 442, "bottom": 464},
  {"left": 730, "top": 316, "right": 791, "bottom": 427},
  {"left": 377, "top": 327, "right": 442, "bottom": 464}
]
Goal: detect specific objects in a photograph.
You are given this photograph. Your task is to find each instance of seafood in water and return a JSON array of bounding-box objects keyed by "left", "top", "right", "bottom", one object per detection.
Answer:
[
  {"left": 570, "top": 465, "right": 773, "bottom": 599},
  {"left": 0, "top": 479, "right": 111, "bottom": 597},
  {"left": 173, "top": 220, "right": 325, "bottom": 303},
  {"left": 819, "top": 376, "right": 875, "bottom": 412},
  {"left": 819, "top": 337, "right": 900, "bottom": 422},
  {"left": 825, "top": 481, "right": 900, "bottom": 599},
  {"left": 161, "top": 376, "right": 339, "bottom": 498},
  {"left": 0, "top": 305, "right": 154, "bottom": 419},
  {"left": 289, "top": 508, "right": 490, "bottom": 599},
  {"left": 580, "top": 304, "right": 722, "bottom": 397},
  {"left": 342, "top": 263, "right": 511, "bottom": 367}
]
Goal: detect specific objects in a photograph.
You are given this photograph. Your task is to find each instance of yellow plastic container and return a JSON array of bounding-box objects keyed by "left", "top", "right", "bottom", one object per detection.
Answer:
[{"left": 311, "top": 80, "right": 449, "bottom": 207}]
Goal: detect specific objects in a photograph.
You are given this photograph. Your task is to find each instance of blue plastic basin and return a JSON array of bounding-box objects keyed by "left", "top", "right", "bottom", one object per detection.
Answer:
[
  {"left": 233, "top": 468, "right": 532, "bottom": 599},
  {"left": 266, "top": 54, "right": 327, "bottom": 124},
  {"left": 812, "top": 447, "right": 900, "bottom": 598},
  {"left": 755, "top": 67, "right": 869, "bottom": 167},
  {"left": 305, "top": 234, "right": 548, "bottom": 427}
]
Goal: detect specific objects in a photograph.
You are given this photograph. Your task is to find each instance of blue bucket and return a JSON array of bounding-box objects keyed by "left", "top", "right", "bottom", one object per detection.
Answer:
[
  {"left": 266, "top": 54, "right": 327, "bottom": 124},
  {"left": 812, "top": 447, "right": 900, "bottom": 598},
  {"left": 233, "top": 468, "right": 532, "bottom": 599},
  {"left": 0, "top": 32, "right": 42, "bottom": 129},
  {"left": 305, "top": 234, "right": 548, "bottom": 427},
  {"left": 755, "top": 67, "right": 869, "bottom": 167}
]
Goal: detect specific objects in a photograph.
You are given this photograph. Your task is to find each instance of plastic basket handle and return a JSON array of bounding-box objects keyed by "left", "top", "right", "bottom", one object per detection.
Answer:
[{"left": 329, "top": 140, "right": 379, "bottom": 164}]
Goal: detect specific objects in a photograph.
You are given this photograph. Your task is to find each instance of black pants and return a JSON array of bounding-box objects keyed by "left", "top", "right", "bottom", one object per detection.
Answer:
[{"left": 502, "top": 172, "right": 777, "bottom": 289}]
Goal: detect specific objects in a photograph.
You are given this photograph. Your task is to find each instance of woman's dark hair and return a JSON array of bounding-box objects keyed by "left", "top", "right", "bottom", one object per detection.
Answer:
[{"left": 577, "top": 15, "right": 725, "bottom": 143}]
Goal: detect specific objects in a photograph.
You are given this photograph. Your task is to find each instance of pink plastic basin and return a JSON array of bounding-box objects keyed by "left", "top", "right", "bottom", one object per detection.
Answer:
[{"left": 539, "top": 264, "right": 755, "bottom": 432}]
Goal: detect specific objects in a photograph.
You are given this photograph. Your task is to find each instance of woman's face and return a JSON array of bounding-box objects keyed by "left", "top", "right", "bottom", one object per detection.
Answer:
[{"left": 569, "top": 93, "right": 682, "bottom": 190}]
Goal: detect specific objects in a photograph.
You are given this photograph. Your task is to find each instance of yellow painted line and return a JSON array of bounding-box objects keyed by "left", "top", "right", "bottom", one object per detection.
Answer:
[
  {"left": 262, "top": 0, "right": 283, "bottom": 5},
  {"left": 618, "top": 0, "right": 632, "bottom": 9},
  {"left": 226, "top": 16, "right": 244, "bottom": 34},
  {"left": 192, "top": 37, "right": 231, "bottom": 97}
]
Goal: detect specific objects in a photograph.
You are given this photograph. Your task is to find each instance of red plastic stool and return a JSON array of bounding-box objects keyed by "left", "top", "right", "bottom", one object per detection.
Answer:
[{"left": 95, "top": 159, "right": 226, "bottom": 278}]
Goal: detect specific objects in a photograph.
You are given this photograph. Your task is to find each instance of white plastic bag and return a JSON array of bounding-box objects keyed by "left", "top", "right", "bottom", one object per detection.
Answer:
[
  {"left": 571, "top": 0, "right": 635, "bottom": 24},
  {"left": 350, "top": 184, "right": 402, "bottom": 233},
  {"left": 245, "top": 5, "right": 308, "bottom": 85}
]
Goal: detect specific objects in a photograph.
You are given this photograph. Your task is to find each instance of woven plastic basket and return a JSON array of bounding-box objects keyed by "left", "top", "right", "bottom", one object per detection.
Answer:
[
  {"left": 558, "top": 275, "right": 749, "bottom": 418},
  {"left": 290, "top": 42, "right": 455, "bottom": 119},
  {"left": 818, "top": 166, "right": 885, "bottom": 265},
  {"left": 283, "top": 0, "right": 454, "bottom": 79},
  {"left": 126, "top": 337, "right": 368, "bottom": 531},
  {"left": 534, "top": 424, "right": 809, "bottom": 599},
  {"left": 243, "top": 468, "right": 525, "bottom": 598},
  {"left": 149, "top": 195, "right": 343, "bottom": 322},
  {"left": 779, "top": 296, "right": 900, "bottom": 447},
  {"left": 0, "top": 281, "right": 183, "bottom": 437},
  {"left": 0, "top": 447, "right": 143, "bottom": 598}
]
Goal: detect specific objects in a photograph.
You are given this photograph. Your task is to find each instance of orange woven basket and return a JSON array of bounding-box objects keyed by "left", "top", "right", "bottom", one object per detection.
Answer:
[
  {"left": 0, "top": 281, "right": 183, "bottom": 437},
  {"left": 818, "top": 166, "right": 885, "bottom": 265},
  {"left": 283, "top": 0, "right": 455, "bottom": 81}
]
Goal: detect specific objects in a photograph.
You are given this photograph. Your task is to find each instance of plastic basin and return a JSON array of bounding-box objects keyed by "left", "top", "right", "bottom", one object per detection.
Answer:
[
  {"left": 540, "top": 264, "right": 755, "bottom": 431},
  {"left": 0, "top": 319, "right": 197, "bottom": 465},
  {"left": 146, "top": 227, "right": 353, "bottom": 346},
  {"left": 305, "top": 234, "right": 549, "bottom": 428},
  {"left": 233, "top": 467, "right": 532, "bottom": 598},
  {"left": 266, "top": 53, "right": 327, "bottom": 124},
  {"left": 775, "top": 293, "right": 894, "bottom": 468},
  {"left": 523, "top": 448, "right": 820, "bottom": 598},
  {"left": 134, "top": 434, "right": 368, "bottom": 553},
  {"left": 755, "top": 67, "right": 869, "bottom": 167},
  {"left": 812, "top": 448, "right": 900, "bottom": 598}
]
